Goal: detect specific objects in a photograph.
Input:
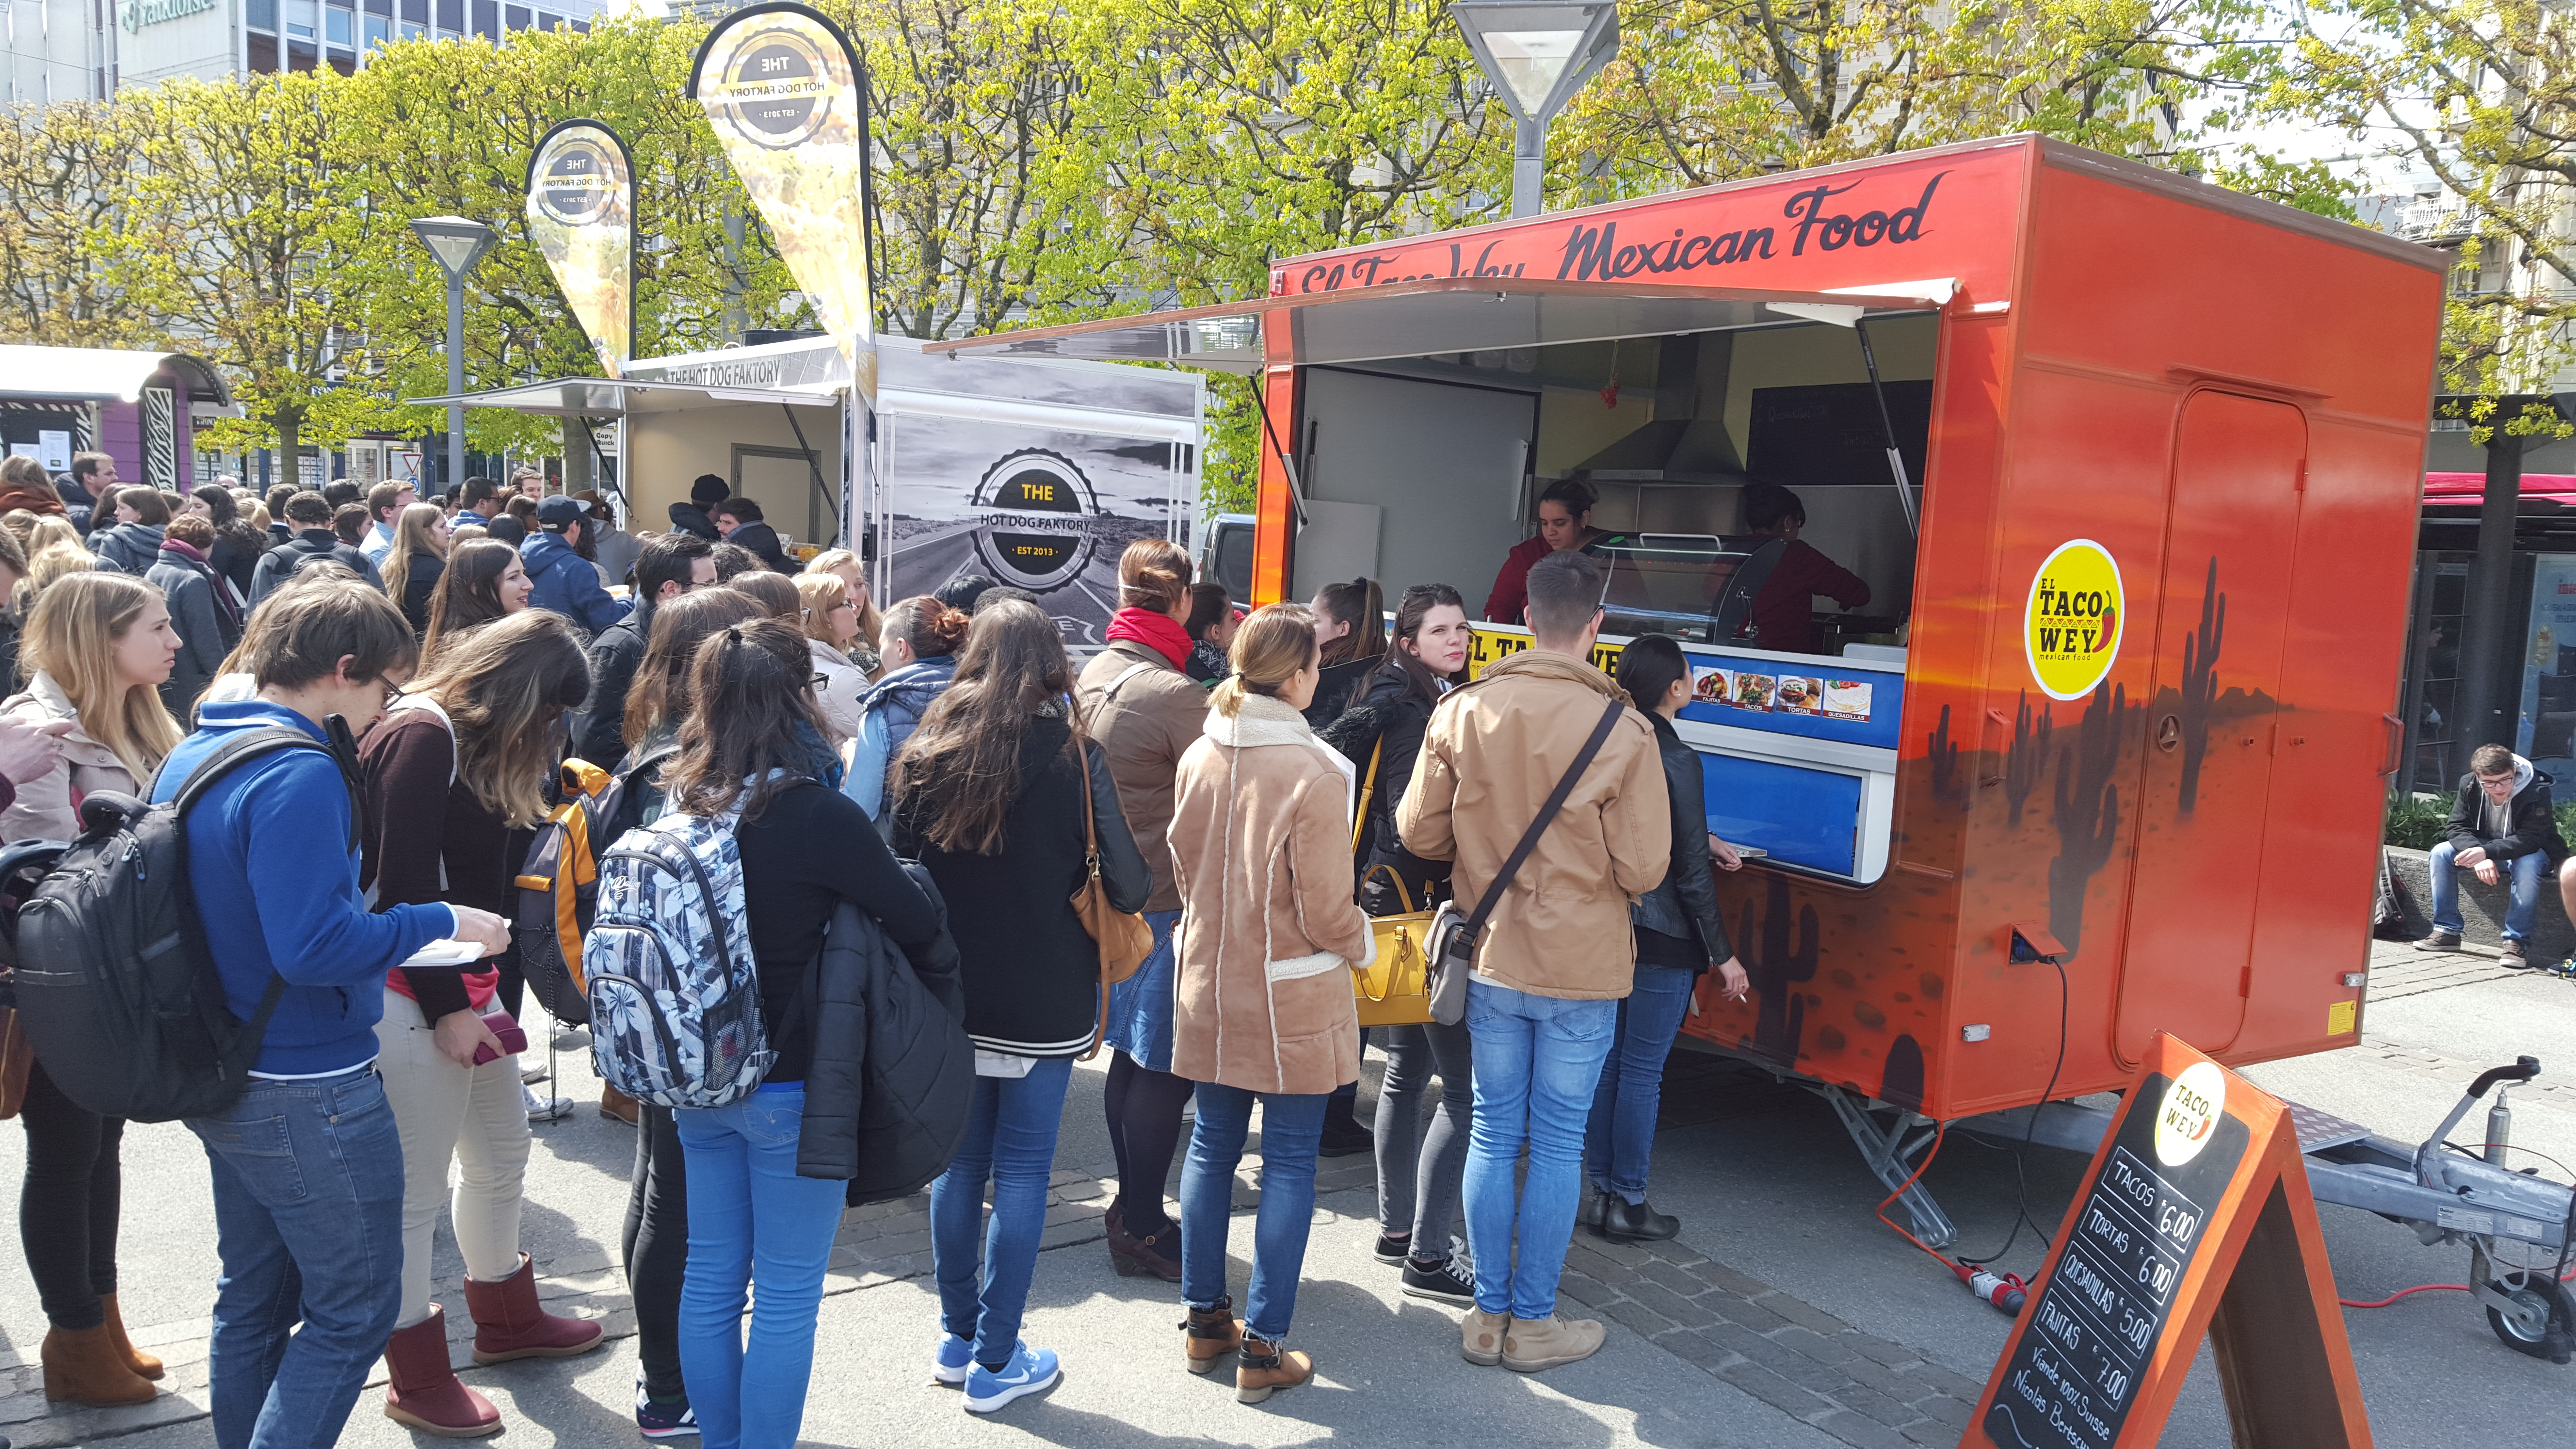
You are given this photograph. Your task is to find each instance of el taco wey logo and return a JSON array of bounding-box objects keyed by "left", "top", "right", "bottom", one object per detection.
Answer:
[
  {"left": 2025, "top": 540, "right": 2123, "bottom": 701},
  {"left": 2153, "top": 1061, "right": 2227, "bottom": 1167}
]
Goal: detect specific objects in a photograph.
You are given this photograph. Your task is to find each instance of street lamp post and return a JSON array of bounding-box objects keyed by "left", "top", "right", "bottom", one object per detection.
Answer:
[
  {"left": 1449, "top": 0, "right": 1620, "bottom": 219},
  {"left": 409, "top": 216, "right": 498, "bottom": 496}
]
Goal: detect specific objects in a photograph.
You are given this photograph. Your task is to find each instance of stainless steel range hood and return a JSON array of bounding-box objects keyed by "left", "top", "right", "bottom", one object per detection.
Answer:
[{"left": 1566, "top": 333, "right": 1748, "bottom": 485}]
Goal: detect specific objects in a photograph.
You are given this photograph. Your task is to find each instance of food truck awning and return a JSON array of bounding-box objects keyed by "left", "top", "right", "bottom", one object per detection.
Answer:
[
  {"left": 405, "top": 377, "right": 839, "bottom": 417},
  {"left": 922, "top": 276, "right": 1955, "bottom": 373}
]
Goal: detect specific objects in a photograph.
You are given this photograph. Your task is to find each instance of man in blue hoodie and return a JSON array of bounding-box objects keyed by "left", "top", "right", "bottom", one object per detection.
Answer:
[
  {"left": 156, "top": 579, "right": 511, "bottom": 1449},
  {"left": 522, "top": 494, "right": 630, "bottom": 638}
]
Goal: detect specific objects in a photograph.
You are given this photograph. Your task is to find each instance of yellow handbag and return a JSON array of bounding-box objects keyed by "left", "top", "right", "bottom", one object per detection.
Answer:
[{"left": 1351, "top": 739, "right": 1435, "bottom": 1027}]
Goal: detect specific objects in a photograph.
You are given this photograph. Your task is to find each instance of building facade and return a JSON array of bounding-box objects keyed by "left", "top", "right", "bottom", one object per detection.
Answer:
[{"left": 3, "top": 0, "right": 604, "bottom": 99}]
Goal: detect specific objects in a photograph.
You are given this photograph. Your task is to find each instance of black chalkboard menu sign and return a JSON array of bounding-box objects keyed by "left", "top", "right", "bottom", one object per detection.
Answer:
[{"left": 1981, "top": 1068, "right": 2252, "bottom": 1449}]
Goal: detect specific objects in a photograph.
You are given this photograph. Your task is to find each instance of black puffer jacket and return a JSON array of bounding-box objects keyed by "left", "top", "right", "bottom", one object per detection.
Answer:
[
  {"left": 1320, "top": 660, "right": 1451, "bottom": 916},
  {"left": 794, "top": 864, "right": 975, "bottom": 1204},
  {"left": 1632, "top": 710, "right": 1731, "bottom": 971}
]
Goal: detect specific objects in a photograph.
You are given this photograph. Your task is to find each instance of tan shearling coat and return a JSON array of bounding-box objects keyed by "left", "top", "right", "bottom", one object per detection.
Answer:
[
  {"left": 1166, "top": 693, "right": 1372, "bottom": 1095},
  {"left": 0, "top": 672, "right": 146, "bottom": 844},
  {"left": 1396, "top": 649, "right": 1670, "bottom": 1000}
]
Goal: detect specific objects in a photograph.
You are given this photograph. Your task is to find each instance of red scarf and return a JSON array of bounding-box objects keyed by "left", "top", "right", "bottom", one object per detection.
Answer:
[{"left": 1106, "top": 607, "right": 1192, "bottom": 670}]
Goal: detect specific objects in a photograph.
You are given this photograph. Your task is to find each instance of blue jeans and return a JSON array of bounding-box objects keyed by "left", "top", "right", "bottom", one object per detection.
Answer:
[
  {"left": 1583, "top": 965, "right": 1697, "bottom": 1204},
  {"left": 1179, "top": 1084, "right": 1327, "bottom": 1341},
  {"left": 931, "top": 1057, "right": 1074, "bottom": 1366},
  {"left": 1464, "top": 978, "right": 1617, "bottom": 1320},
  {"left": 186, "top": 1066, "right": 405, "bottom": 1449},
  {"left": 2429, "top": 839, "right": 2547, "bottom": 939},
  {"left": 676, "top": 1084, "right": 847, "bottom": 1449}
]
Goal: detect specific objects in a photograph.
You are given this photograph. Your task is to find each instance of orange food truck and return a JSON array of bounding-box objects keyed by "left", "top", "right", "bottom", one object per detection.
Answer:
[{"left": 932, "top": 134, "right": 2447, "bottom": 1246}]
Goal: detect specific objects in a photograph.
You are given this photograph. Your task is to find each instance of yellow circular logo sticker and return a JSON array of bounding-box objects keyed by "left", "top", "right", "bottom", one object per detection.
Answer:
[{"left": 2025, "top": 540, "right": 2124, "bottom": 701}]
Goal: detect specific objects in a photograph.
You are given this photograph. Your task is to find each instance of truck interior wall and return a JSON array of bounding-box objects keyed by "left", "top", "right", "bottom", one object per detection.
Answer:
[
  {"left": 626, "top": 403, "right": 841, "bottom": 547},
  {"left": 1293, "top": 367, "right": 1539, "bottom": 602}
]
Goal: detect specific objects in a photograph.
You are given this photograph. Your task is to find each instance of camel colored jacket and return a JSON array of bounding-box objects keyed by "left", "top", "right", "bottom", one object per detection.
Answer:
[
  {"left": 1077, "top": 639, "right": 1205, "bottom": 913},
  {"left": 0, "top": 672, "right": 147, "bottom": 844},
  {"left": 1166, "top": 693, "right": 1372, "bottom": 1095},
  {"left": 1395, "top": 649, "right": 1670, "bottom": 1000}
]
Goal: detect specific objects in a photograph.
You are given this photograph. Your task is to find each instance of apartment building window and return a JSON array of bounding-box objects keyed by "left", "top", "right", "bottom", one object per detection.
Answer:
[
  {"left": 435, "top": 0, "right": 459, "bottom": 31},
  {"left": 400, "top": 0, "right": 422, "bottom": 18},
  {"left": 534, "top": 10, "right": 555, "bottom": 28},
  {"left": 286, "top": 0, "right": 316, "bottom": 38},
  {"left": 363, "top": 12, "right": 386, "bottom": 47},
  {"left": 326, "top": 3, "right": 351, "bottom": 45},
  {"left": 249, "top": 0, "right": 277, "bottom": 28},
  {"left": 249, "top": 32, "right": 279, "bottom": 71},
  {"left": 472, "top": 0, "right": 496, "bottom": 37},
  {"left": 503, "top": 4, "right": 525, "bottom": 28}
]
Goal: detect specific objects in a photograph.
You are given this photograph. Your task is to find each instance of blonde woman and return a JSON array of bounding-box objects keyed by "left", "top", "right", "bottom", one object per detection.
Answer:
[
  {"left": 1165, "top": 603, "right": 1370, "bottom": 1403},
  {"left": 26, "top": 514, "right": 83, "bottom": 559},
  {"left": 358, "top": 610, "right": 604, "bottom": 1436},
  {"left": 804, "top": 548, "right": 882, "bottom": 676},
  {"left": 795, "top": 574, "right": 868, "bottom": 739},
  {"left": 381, "top": 502, "right": 451, "bottom": 637},
  {"left": 1, "top": 571, "right": 182, "bottom": 1408}
]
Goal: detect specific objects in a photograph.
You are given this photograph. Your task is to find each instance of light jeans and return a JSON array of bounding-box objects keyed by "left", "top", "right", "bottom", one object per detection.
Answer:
[
  {"left": 2428, "top": 839, "right": 2548, "bottom": 940},
  {"left": 1462, "top": 978, "right": 1617, "bottom": 1321},
  {"left": 372, "top": 988, "right": 531, "bottom": 1328},
  {"left": 931, "top": 1057, "right": 1076, "bottom": 1367},
  {"left": 677, "top": 1084, "right": 846, "bottom": 1449}
]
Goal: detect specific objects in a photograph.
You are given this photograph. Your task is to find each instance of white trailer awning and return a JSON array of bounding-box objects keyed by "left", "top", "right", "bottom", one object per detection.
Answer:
[{"left": 405, "top": 377, "right": 839, "bottom": 417}]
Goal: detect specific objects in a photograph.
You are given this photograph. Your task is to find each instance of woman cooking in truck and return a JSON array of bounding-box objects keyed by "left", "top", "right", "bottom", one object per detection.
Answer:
[{"left": 1484, "top": 478, "right": 1608, "bottom": 626}]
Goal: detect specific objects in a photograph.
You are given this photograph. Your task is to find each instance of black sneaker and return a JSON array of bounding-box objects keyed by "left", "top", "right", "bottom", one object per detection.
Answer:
[
  {"left": 1372, "top": 1232, "right": 1413, "bottom": 1266},
  {"left": 1401, "top": 1253, "right": 1478, "bottom": 1307}
]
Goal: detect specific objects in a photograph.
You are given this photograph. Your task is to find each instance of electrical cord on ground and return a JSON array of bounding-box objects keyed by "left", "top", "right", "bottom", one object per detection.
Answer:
[
  {"left": 1957, "top": 953, "right": 2070, "bottom": 1268},
  {"left": 2341, "top": 1263, "right": 2576, "bottom": 1309}
]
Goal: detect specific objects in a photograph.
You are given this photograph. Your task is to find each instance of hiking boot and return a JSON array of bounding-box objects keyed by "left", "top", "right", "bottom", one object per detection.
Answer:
[
  {"left": 1181, "top": 1298, "right": 1243, "bottom": 1374},
  {"left": 2501, "top": 939, "right": 2536, "bottom": 968},
  {"left": 1401, "top": 1253, "right": 1477, "bottom": 1308},
  {"left": 1502, "top": 1314, "right": 1606, "bottom": 1372},
  {"left": 599, "top": 1084, "right": 642, "bottom": 1126},
  {"left": 1234, "top": 1334, "right": 1312, "bottom": 1404},
  {"left": 1595, "top": 1196, "right": 1681, "bottom": 1243},
  {"left": 1460, "top": 1307, "right": 1510, "bottom": 1367},
  {"left": 2415, "top": 930, "right": 2463, "bottom": 953}
]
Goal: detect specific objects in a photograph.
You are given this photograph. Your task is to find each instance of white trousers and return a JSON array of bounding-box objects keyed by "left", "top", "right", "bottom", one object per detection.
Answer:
[{"left": 373, "top": 987, "right": 531, "bottom": 1329}]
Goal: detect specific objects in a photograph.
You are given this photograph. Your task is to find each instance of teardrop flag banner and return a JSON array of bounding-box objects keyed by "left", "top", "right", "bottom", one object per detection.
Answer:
[
  {"left": 524, "top": 119, "right": 636, "bottom": 379},
  {"left": 686, "top": 1, "right": 877, "bottom": 401}
]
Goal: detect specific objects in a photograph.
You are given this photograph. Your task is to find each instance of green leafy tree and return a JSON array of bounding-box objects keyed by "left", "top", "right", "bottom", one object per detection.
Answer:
[{"left": 0, "top": 102, "right": 147, "bottom": 348}]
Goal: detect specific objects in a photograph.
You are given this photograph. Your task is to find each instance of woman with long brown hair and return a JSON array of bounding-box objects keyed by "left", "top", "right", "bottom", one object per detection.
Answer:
[
  {"left": 662, "top": 619, "right": 943, "bottom": 1449},
  {"left": 421, "top": 538, "right": 532, "bottom": 658},
  {"left": 359, "top": 610, "right": 604, "bottom": 1436},
  {"left": 893, "top": 600, "right": 1148, "bottom": 1412},
  {"left": 381, "top": 502, "right": 451, "bottom": 637},
  {"left": 1304, "top": 576, "right": 1384, "bottom": 729},
  {"left": 1, "top": 571, "right": 182, "bottom": 1407},
  {"left": 1167, "top": 604, "right": 1370, "bottom": 1402},
  {"left": 1075, "top": 538, "right": 1208, "bottom": 1280}
]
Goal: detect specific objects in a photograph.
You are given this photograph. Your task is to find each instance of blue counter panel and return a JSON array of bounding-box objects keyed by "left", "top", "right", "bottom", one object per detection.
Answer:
[
  {"left": 1674, "top": 647, "right": 1905, "bottom": 751},
  {"left": 1702, "top": 752, "right": 1863, "bottom": 876}
]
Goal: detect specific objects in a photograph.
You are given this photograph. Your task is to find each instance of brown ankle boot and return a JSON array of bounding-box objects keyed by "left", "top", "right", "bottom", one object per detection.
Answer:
[
  {"left": 100, "top": 1294, "right": 163, "bottom": 1380},
  {"left": 1180, "top": 1298, "right": 1243, "bottom": 1375},
  {"left": 383, "top": 1306, "right": 500, "bottom": 1438},
  {"left": 1234, "top": 1334, "right": 1313, "bottom": 1404},
  {"left": 41, "top": 1321, "right": 157, "bottom": 1406}
]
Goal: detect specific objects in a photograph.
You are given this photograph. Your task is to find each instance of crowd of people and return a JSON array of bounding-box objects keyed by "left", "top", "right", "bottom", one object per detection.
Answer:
[{"left": 0, "top": 454, "right": 1753, "bottom": 1449}]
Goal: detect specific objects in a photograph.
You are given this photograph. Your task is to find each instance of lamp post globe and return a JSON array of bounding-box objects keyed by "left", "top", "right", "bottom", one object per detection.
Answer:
[
  {"left": 1448, "top": 0, "right": 1620, "bottom": 219},
  {"left": 410, "top": 216, "right": 499, "bottom": 499}
]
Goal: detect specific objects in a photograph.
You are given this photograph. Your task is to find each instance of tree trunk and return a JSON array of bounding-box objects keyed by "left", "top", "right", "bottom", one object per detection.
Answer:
[{"left": 275, "top": 411, "right": 303, "bottom": 491}]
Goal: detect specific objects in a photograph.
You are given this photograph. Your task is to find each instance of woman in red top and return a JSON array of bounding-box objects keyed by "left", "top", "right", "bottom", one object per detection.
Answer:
[
  {"left": 1484, "top": 479, "right": 1606, "bottom": 625},
  {"left": 359, "top": 609, "right": 605, "bottom": 1437},
  {"left": 1738, "top": 482, "right": 1870, "bottom": 655}
]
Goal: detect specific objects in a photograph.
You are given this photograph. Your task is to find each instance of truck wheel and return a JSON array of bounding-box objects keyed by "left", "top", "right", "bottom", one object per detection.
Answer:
[{"left": 2484, "top": 1275, "right": 2575, "bottom": 1360}]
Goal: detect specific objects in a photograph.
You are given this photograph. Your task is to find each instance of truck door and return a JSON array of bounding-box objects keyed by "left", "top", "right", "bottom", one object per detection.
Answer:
[{"left": 2113, "top": 390, "right": 2305, "bottom": 1060}]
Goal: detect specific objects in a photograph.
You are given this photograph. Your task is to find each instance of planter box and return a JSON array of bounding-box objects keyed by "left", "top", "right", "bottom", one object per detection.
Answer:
[{"left": 2382, "top": 845, "right": 2574, "bottom": 959}]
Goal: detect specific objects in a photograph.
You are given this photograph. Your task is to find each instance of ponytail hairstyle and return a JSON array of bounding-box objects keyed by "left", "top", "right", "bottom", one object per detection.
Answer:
[
  {"left": 1211, "top": 603, "right": 1320, "bottom": 719},
  {"left": 663, "top": 618, "right": 828, "bottom": 823},
  {"left": 892, "top": 598, "right": 1080, "bottom": 855},
  {"left": 1314, "top": 577, "right": 1384, "bottom": 667},
  {"left": 1382, "top": 581, "right": 1467, "bottom": 708},
  {"left": 1116, "top": 537, "right": 1189, "bottom": 617},
  {"left": 881, "top": 595, "right": 969, "bottom": 660},
  {"left": 624, "top": 588, "right": 765, "bottom": 750}
]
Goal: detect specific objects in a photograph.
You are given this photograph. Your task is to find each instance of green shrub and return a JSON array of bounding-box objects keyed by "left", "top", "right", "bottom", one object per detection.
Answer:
[{"left": 2384, "top": 793, "right": 2449, "bottom": 851}]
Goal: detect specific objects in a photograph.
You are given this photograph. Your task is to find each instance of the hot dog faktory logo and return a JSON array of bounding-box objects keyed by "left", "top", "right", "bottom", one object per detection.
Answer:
[
  {"left": 2025, "top": 540, "right": 2123, "bottom": 701},
  {"left": 2153, "top": 1061, "right": 2227, "bottom": 1167}
]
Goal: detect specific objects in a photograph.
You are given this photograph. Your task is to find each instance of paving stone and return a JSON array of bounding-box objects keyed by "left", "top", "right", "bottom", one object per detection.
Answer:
[
  {"left": 1813, "top": 1409, "right": 1914, "bottom": 1449},
  {"left": 1598, "top": 1295, "right": 1679, "bottom": 1340},
  {"left": 1043, "top": 1200, "right": 1108, "bottom": 1227},
  {"left": 1582, "top": 1234, "right": 1656, "bottom": 1266},
  {"left": 1564, "top": 1244, "right": 1641, "bottom": 1285},
  {"left": 1757, "top": 1290, "right": 1856, "bottom": 1336},
  {"left": 1655, "top": 1326, "right": 1734, "bottom": 1370},
  {"left": 1706, "top": 1291, "right": 1796, "bottom": 1336},
  {"left": 1900, "top": 1358, "right": 1987, "bottom": 1400},
  {"left": 1558, "top": 1272, "right": 1622, "bottom": 1309},
  {"left": 1679, "top": 1258, "right": 1778, "bottom": 1300},
  {"left": 1715, "top": 1359, "right": 1833, "bottom": 1419},
  {"left": 1821, "top": 1378, "right": 1917, "bottom": 1427},
  {"left": 1624, "top": 1279, "right": 1721, "bottom": 1329},
  {"left": 1702, "top": 1321, "right": 1852, "bottom": 1395},
  {"left": 1901, "top": 1416, "right": 1963, "bottom": 1446},
  {"left": 1836, "top": 1351, "right": 1932, "bottom": 1402},
  {"left": 1845, "top": 1334, "right": 1926, "bottom": 1369},
  {"left": 1772, "top": 1323, "right": 1862, "bottom": 1365},
  {"left": 1916, "top": 1391, "right": 1975, "bottom": 1428},
  {"left": 1637, "top": 1258, "right": 1719, "bottom": 1299}
]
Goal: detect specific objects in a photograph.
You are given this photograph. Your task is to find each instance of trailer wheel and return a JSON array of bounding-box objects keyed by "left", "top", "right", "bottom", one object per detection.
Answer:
[{"left": 2484, "top": 1276, "right": 2575, "bottom": 1360}]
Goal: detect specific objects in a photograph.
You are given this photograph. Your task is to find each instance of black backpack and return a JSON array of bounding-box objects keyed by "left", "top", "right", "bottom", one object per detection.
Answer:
[{"left": 5, "top": 727, "right": 348, "bottom": 1123}]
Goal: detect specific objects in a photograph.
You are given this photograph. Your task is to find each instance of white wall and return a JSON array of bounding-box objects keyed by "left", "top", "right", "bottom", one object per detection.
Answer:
[{"left": 1296, "top": 367, "right": 1538, "bottom": 604}]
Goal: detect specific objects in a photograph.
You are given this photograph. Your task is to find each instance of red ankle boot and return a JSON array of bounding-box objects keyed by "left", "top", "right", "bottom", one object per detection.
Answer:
[
  {"left": 383, "top": 1307, "right": 499, "bottom": 1438},
  {"left": 462, "top": 1253, "right": 606, "bottom": 1364}
]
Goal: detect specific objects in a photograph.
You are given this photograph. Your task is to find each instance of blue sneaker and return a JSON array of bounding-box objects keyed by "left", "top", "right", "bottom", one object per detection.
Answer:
[
  {"left": 931, "top": 1333, "right": 975, "bottom": 1386},
  {"left": 633, "top": 1376, "right": 697, "bottom": 1439},
  {"left": 961, "top": 1341, "right": 1060, "bottom": 1414}
]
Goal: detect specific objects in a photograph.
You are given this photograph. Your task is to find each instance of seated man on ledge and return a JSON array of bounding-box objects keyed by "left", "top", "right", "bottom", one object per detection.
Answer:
[{"left": 2421, "top": 741, "right": 2566, "bottom": 967}]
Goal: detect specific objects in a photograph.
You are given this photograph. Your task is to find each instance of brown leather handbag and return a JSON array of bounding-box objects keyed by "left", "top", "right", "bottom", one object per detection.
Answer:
[{"left": 1072, "top": 754, "right": 1153, "bottom": 1056}]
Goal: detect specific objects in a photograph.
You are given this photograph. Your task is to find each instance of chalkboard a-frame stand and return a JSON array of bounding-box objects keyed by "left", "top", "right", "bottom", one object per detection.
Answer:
[{"left": 1965, "top": 1031, "right": 2372, "bottom": 1449}]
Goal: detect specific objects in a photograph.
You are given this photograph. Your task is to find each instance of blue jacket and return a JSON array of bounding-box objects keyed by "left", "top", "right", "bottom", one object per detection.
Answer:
[
  {"left": 521, "top": 530, "right": 629, "bottom": 636},
  {"left": 843, "top": 656, "right": 957, "bottom": 819},
  {"left": 91, "top": 521, "right": 164, "bottom": 574},
  {"left": 152, "top": 701, "right": 456, "bottom": 1077}
]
